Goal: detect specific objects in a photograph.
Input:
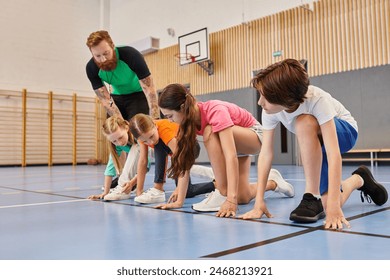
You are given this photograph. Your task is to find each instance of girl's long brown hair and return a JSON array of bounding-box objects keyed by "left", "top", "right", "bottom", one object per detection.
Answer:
[
  {"left": 158, "top": 84, "right": 198, "bottom": 178},
  {"left": 102, "top": 116, "right": 134, "bottom": 175}
]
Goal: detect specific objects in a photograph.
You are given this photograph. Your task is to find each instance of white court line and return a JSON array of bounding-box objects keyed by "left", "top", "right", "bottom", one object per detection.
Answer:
[
  {"left": 282, "top": 178, "right": 390, "bottom": 184},
  {"left": 249, "top": 177, "right": 306, "bottom": 182},
  {"left": 284, "top": 178, "right": 306, "bottom": 182},
  {"left": 0, "top": 199, "right": 88, "bottom": 209},
  {"left": 251, "top": 177, "right": 390, "bottom": 184}
]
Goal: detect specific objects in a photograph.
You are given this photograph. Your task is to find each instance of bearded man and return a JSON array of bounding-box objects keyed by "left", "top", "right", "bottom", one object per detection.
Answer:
[
  {"left": 86, "top": 30, "right": 160, "bottom": 120},
  {"left": 85, "top": 30, "right": 160, "bottom": 196}
]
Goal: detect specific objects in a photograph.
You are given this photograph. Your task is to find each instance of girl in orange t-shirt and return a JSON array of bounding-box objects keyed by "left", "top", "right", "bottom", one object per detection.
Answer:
[{"left": 129, "top": 113, "right": 215, "bottom": 207}]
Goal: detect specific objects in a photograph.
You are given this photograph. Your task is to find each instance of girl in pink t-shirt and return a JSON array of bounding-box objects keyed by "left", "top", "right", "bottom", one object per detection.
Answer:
[{"left": 158, "top": 83, "right": 294, "bottom": 218}]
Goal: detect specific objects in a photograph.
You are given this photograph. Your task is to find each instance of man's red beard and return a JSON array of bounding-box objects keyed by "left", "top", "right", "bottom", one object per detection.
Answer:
[{"left": 95, "top": 50, "right": 117, "bottom": 71}]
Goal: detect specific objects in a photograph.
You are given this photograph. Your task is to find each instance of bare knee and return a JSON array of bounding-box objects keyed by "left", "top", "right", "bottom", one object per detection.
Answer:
[
  {"left": 237, "top": 196, "right": 252, "bottom": 205},
  {"left": 295, "top": 114, "right": 321, "bottom": 137},
  {"left": 237, "top": 186, "right": 253, "bottom": 204}
]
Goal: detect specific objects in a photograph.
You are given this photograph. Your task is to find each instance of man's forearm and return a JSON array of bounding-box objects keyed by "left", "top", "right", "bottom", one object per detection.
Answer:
[
  {"left": 139, "top": 76, "right": 160, "bottom": 119},
  {"left": 94, "top": 87, "right": 122, "bottom": 118}
]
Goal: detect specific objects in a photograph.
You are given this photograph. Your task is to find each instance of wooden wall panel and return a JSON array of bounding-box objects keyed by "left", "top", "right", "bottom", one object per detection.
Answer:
[
  {"left": 0, "top": 91, "right": 24, "bottom": 165},
  {"left": 0, "top": 90, "right": 101, "bottom": 166},
  {"left": 145, "top": 0, "right": 389, "bottom": 96}
]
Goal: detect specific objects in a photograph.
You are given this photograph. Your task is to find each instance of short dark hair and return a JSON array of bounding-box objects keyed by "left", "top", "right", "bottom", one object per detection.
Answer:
[{"left": 251, "top": 58, "right": 309, "bottom": 109}]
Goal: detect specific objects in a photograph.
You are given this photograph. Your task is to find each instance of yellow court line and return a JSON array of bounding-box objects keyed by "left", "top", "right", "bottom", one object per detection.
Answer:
[
  {"left": 64, "top": 187, "right": 81, "bottom": 191},
  {"left": 1, "top": 191, "right": 22, "bottom": 195}
]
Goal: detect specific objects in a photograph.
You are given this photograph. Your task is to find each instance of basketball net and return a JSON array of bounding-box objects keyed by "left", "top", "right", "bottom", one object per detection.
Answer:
[{"left": 174, "top": 53, "right": 195, "bottom": 66}]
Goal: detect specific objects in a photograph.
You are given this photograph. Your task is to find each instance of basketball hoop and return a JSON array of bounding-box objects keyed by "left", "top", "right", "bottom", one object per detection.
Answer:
[{"left": 174, "top": 53, "right": 195, "bottom": 65}]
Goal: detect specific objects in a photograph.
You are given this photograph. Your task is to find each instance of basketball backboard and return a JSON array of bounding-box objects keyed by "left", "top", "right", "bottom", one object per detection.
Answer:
[{"left": 178, "top": 28, "right": 210, "bottom": 66}]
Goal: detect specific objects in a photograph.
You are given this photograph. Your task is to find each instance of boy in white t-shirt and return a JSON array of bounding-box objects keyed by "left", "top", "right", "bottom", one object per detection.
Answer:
[{"left": 241, "top": 58, "right": 388, "bottom": 229}]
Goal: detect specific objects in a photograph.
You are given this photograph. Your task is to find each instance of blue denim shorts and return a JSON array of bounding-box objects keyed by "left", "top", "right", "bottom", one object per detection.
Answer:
[{"left": 320, "top": 118, "right": 358, "bottom": 194}]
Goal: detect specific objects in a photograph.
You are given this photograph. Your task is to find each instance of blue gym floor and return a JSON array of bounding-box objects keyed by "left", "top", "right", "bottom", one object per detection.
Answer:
[{"left": 0, "top": 164, "right": 389, "bottom": 260}]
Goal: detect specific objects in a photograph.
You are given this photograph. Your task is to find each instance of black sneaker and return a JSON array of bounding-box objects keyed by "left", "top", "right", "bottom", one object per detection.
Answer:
[
  {"left": 352, "top": 165, "right": 388, "bottom": 206},
  {"left": 289, "top": 193, "right": 326, "bottom": 223}
]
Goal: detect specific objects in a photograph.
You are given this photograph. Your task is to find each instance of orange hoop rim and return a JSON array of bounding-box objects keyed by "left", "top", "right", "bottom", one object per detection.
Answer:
[{"left": 174, "top": 53, "right": 195, "bottom": 63}]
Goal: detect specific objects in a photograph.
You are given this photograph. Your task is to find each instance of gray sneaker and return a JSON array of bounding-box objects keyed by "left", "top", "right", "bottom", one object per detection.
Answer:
[
  {"left": 103, "top": 186, "right": 133, "bottom": 201},
  {"left": 134, "top": 188, "right": 166, "bottom": 204},
  {"left": 268, "top": 169, "right": 294, "bottom": 197},
  {"left": 192, "top": 189, "right": 226, "bottom": 212}
]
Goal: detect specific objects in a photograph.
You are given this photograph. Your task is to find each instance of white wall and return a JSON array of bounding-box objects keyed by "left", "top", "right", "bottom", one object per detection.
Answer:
[
  {"left": 110, "top": 0, "right": 315, "bottom": 48},
  {"left": 0, "top": 0, "right": 100, "bottom": 96},
  {"left": 0, "top": 0, "right": 315, "bottom": 96}
]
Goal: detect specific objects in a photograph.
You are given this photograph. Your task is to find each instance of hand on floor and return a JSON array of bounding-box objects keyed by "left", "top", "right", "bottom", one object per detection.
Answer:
[
  {"left": 216, "top": 199, "right": 237, "bottom": 218},
  {"left": 239, "top": 201, "right": 272, "bottom": 220},
  {"left": 155, "top": 201, "right": 183, "bottom": 209}
]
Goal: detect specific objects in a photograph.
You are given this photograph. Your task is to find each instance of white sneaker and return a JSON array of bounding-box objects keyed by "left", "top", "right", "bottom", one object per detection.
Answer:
[
  {"left": 192, "top": 189, "right": 226, "bottom": 212},
  {"left": 268, "top": 169, "right": 295, "bottom": 197},
  {"left": 190, "top": 165, "right": 215, "bottom": 180},
  {"left": 103, "top": 186, "right": 133, "bottom": 201},
  {"left": 134, "top": 188, "right": 166, "bottom": 204}
]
